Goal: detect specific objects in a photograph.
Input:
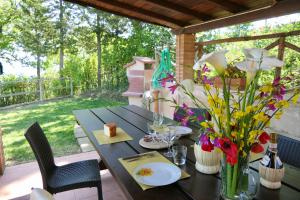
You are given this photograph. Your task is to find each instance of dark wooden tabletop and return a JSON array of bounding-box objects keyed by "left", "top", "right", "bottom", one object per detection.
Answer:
[{"left": 73, "top": 105, "right": 300, "bottom": 200}]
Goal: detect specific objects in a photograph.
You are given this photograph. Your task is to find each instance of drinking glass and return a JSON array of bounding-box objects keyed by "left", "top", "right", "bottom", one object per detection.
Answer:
[
  {"left": 172, "top": 145, "right": 187, "bottom": 165},
  {"left": 153, "top": 112, "right": 164, "bottom": 128},
  {"left": 162, "top": 126, "right": 177, "bottom": 157},
  {"left": 147, "top": 122, "right": 156, "bottom": 139}
]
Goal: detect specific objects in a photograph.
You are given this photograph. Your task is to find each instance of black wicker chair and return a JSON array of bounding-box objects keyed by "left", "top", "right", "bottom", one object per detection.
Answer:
[
  {"left": 174, "top": 107, "right": 211, "bottom": 128},
  {"left": 25, "top": 122, "right": 103, "bottom": 199}
]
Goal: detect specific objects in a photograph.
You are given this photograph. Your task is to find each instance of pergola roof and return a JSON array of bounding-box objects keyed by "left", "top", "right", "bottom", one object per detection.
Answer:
[{"left": 66, "top": 0, "right": 300, "bottom": 34}]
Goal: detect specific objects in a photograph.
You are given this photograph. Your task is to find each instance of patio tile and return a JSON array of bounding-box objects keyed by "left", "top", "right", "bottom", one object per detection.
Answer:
[
  {"left": 0, "top": 152, "right": 127, "bottom": 200},
  {"left": 77, "top": 137, "right": 95, "bottom": 152}
]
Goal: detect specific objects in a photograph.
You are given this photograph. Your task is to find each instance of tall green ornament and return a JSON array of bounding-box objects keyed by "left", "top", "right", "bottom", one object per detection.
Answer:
[{"left": 151, "top": 48, "right": 174, "bottom": 89}]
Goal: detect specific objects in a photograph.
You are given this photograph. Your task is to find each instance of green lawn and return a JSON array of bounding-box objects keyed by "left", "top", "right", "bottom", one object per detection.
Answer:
[{"left": 0, "top": 97, "right": 127, "bottom": 166}]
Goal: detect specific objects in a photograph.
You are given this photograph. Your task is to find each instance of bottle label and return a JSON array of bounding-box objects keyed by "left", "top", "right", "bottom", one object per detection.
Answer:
[
  {"left": 269, "top": 143, "right": 277, "bottom": 149},
  {"left": 261, "top": 155, "right": 270, "bottom": 166},
  {"left": 276, "top": 157, "right": 283, "bottom": 166}
]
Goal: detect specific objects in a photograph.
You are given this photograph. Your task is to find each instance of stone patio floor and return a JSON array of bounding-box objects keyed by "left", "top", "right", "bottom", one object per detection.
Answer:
[{"left": 0, "top": 151, "right": 127, "bottom": 200}]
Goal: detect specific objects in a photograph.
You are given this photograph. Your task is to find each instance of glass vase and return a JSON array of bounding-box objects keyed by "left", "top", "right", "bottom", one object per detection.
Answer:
[{"left": 220, "top": 154, "right": 257, "bottom": 200}]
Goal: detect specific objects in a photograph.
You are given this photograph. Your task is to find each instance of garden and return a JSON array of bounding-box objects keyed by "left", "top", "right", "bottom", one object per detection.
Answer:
[{"left": 0, "top": 96, "right": 126, "bottom": 166}]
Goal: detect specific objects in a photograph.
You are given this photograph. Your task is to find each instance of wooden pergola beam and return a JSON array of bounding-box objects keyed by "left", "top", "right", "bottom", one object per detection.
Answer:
[
  {"left": 66, "top": 0, "right": 170, "bottom": 27},
  {"left": 173, "top": 0, "right": 300, "bottom": 34},
  {"left": 66, "top": 0, "right": 186, "bottom": 28},
  {"left": 196, "top": 30, "right": 300, "bottom": 46},
  {"left": 144, "top": 0, "right": 212, "bottom": 21},
  {"left": 207, "top": 0, "right": 248, "bottom": 13},
  {"left": 99, "top": 0, "right": 188, "bottom": 27}
]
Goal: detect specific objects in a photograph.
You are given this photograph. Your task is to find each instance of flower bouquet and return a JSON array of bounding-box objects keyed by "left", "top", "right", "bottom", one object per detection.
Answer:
[{"left": 160, "top": 48, "right": 299, "bottom": 199}]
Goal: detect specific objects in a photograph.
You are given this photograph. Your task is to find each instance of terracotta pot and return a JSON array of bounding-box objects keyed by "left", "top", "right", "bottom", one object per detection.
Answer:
[
  {"left": 213, "top": 77, "right": 246, "bottom": 90},
  {"left": 194, "top": 143, "right": 221, "bottom": 174}
]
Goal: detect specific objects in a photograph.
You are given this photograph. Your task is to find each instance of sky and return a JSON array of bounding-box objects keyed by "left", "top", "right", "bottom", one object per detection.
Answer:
[{"left": 2, "top": 13, "right": 300, "bottom": 77}]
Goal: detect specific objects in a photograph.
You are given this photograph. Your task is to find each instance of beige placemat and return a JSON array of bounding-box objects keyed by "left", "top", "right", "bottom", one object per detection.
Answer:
[
  {"left": 250, "top": 152, "right": 264, "bottom": 162},
  {"left": 119, "top": 151, "right": 190, "bottom": 190},
  {"left": 93, "top": 128, "right": 133, "bottom": 145}
]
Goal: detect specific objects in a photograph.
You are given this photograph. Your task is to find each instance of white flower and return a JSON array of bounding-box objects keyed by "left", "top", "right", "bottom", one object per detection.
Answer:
[
  {"left": 236, "top": 48, "right": 284, "bottom": 83},
  {"left": 243, "top": 48, "right": 269, "bottom": 60},
  {"left": 195, "top": 50, "right": 228, "bottom": 74},
  {"left": 193, "top": 59, "right": 204, "bottom": 70}
]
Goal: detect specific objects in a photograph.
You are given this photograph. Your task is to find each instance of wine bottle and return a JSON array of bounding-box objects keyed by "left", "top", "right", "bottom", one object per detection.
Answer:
[
  {"left": 260, "top": 133, "right": 283, "bottom": 169},
  {"left": 259, "top": 133, "right": 285, "bottom": 189}
]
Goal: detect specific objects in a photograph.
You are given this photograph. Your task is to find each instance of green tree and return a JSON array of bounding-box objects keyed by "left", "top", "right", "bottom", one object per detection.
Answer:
[
  {"left": 15, "top": 0, "right": 57, "bottom": 97},
  {"left": 50, "top": 0, "right": 77, "bottom": 76},
  {"left": 79, "top": 8, "right": 130, "bottom": 88},
  {"left": 0, "top": 0, "right": 17, "bottom": 61}
]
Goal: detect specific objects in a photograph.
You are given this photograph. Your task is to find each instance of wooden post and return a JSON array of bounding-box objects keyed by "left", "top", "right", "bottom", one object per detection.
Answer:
[
  {"left": 196, "top": 45, "right": 204, "bottom": 82},
  {"left": 275, "top": 37, "right": 285, "bottom": 80},
  {"left": 176, "top": 33, "right": 195, "bottom": 81},
  {"left": 0, "top": 128, "right": 5, "bottom": 175},
  {"left": 152, "top": 90, "right": 160, "bottom": 113},
  {"left": 70, "top": 78, "right": 73, "bottom": 96},
  {"left": 197, "top": 45, "right": 204, "bottom": 59}
]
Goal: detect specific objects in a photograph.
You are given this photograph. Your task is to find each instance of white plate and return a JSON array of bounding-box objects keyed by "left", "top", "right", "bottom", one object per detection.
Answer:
[
  {"left": 173, "top": 126, "right": 192, "bottom": 136},
  {"left": 139, "top": 138, "right": 174, "bottom": 149},
  {"left": 133, "top": 162, "right": 181, "bottom": 186}
]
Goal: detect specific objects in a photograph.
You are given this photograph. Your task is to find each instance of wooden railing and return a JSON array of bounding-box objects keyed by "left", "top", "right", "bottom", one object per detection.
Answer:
[{"left": 195, "top": 30, "right": 300, "bottom": 79}]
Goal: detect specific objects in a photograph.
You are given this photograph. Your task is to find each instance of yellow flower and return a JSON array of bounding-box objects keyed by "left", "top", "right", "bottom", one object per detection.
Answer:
[
  {"left": 265, "top": 120, "right": 271, "bottom": 127},
  {"left": 200, "top": 121, "right": 209, "bottom": 128},
  {"left": 224, "top": 70, "right": 230, "bottom": 77},
  {"left": 247, "top": 131, "right": 258, "bottom": 145},
  {"left": 245, "top": 106, "right": 253, "bottom": 114},
  {"left": 275, "top": 111, "right": 283, "bottom": 119},
  {"left": 240, "top": 132, "right": 244, "bottom": 139},
  {"left": 253, "top": 112, "right": 268, "bottom": 125},
  {"left": 207, "top": 96, "right": 214, "bottom": 106},
  {"left": 231, "top": 131, "right": 237, "bottom": 138},
  {"left": 233, "top": 103, "right": 239, "bottom": 109},
  {"left": 277, "top": 100, "right": 289, "bottom": 108},
  {"left": 260, "top": 85, "right": 273, "bottom": 93},
  {"left": 233, "top": 111, "right": 245, "bottom": 119},
  {"left": 213, "top": 108, "right": 222, "bottom": 116},
  {"left": 204, "top": 84, "right": 211, "bottom": 91},
  {"left": 239, "top": 141, "right": 245, "bottom": 150},
  {"left": 292, "top": 94, "right": 299, "bottom": 104},
  {"left": 242, "top": 151, "right": 247, "bottom": 158}
]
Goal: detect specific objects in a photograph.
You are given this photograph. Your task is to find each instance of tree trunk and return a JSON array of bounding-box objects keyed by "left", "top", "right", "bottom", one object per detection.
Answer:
[
  {"left": 37, "top": 54, "right": 41, "bottom": 80},
  {"left": 59, "top": 0, "right": 64, "bottom": 77},
  {"left": 96, "top": 12, "right": 102, "bottom": 89},
  {"left": 37, "top": 53, "right": 42, "bottom": 101}
]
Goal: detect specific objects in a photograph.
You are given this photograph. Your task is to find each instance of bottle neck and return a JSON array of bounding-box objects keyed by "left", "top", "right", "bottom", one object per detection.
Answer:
[{"left": 269, "top": 142, "right": 278, "bottom": 153}]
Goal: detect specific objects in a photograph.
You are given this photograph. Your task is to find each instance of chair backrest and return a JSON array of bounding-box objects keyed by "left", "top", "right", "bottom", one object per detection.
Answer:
[
  {"left": 278, "top": 134, "right": 300, "bottom": 168},
  {"left": 25, "top": 122, "right": 56, "bottom": 189},
  {"left": 174, "top": 107, "right": 211, "bottom": 128}
]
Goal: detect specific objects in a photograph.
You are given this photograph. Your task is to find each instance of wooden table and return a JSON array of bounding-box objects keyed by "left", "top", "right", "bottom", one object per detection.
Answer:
[{"left": 73, "top": 105, "right": 300, "bottom": 200}]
